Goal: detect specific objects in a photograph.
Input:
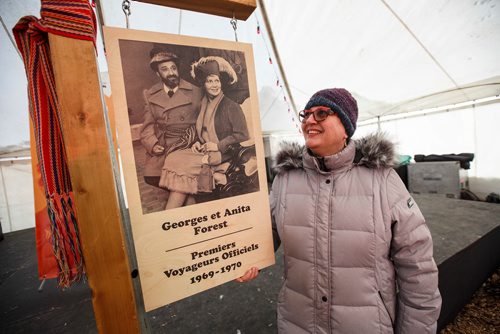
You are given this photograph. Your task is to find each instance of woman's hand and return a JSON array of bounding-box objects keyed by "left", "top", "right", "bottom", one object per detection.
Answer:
[
  {"left": 235, "top": 267, "right": 259, "bottom": 283},
  {"left": 191, "top": 141, "right": 203, "bottom": 153}
]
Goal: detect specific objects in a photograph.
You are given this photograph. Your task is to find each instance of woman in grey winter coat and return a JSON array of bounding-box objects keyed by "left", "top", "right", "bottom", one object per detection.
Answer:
[{"left": 238, "top": 88, "right": 441, "bottom": 333}]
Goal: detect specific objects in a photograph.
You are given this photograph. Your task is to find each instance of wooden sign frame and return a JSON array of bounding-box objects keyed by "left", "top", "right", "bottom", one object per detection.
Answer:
[
  {"left": 133, "top": 0, "right": 257, "bottom": 20},
  {"left": 104, "top": 27, "right": 274, "bottom": 311}
]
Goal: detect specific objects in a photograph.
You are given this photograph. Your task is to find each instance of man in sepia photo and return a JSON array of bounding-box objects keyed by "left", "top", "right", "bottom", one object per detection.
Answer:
[{"left": 140, "top": 47, "right": 202, "bottom": 188}]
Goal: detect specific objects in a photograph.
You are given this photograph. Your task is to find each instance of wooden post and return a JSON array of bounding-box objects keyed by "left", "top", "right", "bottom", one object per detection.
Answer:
[
  {"left": 134, "top": 0, "right": 256, "bottom": 20},
  {"left": 48, "top": 34, "right": 141, "bottom": 333}
]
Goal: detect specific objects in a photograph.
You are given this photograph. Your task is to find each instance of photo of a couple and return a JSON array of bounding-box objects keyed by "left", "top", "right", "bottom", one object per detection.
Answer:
[{"left": 118, "top": 40, "right": 260, "bottom": 214}]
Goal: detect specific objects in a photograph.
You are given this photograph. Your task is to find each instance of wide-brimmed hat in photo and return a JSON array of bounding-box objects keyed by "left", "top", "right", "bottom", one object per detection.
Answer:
[
  {"left": 149, "top": 48, "right": 180, "bottom": 71},
  {"left": 190, "top": 56, "right": 238, "bottom": 86}
]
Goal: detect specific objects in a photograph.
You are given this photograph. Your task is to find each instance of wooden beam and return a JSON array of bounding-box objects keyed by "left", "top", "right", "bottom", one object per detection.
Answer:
[
  {"left": 134, "top": 0, "right": 256, "bottom": 20},
  {"left": 48, "top": 34, "right": 141, "bottom": 333}
]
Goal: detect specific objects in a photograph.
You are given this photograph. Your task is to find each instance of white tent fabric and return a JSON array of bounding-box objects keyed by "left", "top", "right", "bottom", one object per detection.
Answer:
[
  {"left": 263, "top": 0, "right": 500, "bottom": 121},
  {"left": 0, "top": 156, "right": 34, "bottom": 233},
  {"left": 2, "top": 0, "right": 499, "bottom": 140},
  {"left": 0, "top": 0, "right": 499, "bottom": 225}
]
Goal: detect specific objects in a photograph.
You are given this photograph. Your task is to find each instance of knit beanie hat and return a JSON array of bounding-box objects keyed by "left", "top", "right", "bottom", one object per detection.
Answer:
[{"left": 304, "top": 88, "right": 358, "bottom": 138}]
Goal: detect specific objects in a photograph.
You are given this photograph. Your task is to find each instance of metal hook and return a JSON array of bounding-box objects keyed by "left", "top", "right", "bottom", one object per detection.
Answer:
[
  {"left": 230, "top": 12, "right": 238, "bottom": 42},
  {"left": 122, "top": 0, "right": 131, "bottom": 29}
]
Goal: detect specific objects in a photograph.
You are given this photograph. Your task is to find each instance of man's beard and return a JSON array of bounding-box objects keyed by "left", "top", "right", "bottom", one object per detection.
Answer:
[{"left": 162, "top": 75, "right": 179, "bottom": 88}]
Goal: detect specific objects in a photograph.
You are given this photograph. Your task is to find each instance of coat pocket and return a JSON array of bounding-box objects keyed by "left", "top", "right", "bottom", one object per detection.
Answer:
[{"left": 378, "top": 291, "right": 394, "bottom": 328}]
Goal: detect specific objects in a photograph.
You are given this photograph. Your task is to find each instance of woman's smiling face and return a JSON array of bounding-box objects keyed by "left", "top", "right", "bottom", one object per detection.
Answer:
[
  {"left": 204, "top": 74, "right": 222, "bottom": 98},
  {"left": 301, "top": 106, "right": 348, "bottom": 156}
]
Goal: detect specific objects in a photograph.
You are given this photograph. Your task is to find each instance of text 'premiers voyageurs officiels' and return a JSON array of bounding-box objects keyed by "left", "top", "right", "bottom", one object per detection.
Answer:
[
  {"left": 161, "top": 205, "right": 259, "bottom": 285},
  {"left": 164, "top": 242, "right": 259, "bottom": 284}
]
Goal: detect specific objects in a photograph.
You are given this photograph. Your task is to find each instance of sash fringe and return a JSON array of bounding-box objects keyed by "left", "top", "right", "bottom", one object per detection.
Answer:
[{"left": 47, "top": 196, "right": 85, "bottom": 287}]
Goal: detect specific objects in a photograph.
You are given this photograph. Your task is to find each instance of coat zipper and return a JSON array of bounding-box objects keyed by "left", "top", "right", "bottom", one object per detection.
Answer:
[
  {"left": 328, "top": 177, "right": 334, "bottom": 332},
  {"left": 279, "top": 173, "right": 289, "bottom": 280}
]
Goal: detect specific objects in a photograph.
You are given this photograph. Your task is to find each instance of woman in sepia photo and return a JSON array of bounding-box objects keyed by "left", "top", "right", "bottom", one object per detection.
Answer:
[{"left": 159, "top": 56, "right": 249, "bottom": 209}]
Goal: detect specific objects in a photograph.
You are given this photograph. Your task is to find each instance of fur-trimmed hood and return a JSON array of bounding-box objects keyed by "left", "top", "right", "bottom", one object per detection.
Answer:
[{"left": 273, "top": 132, "right": 397, "bottom": 173}]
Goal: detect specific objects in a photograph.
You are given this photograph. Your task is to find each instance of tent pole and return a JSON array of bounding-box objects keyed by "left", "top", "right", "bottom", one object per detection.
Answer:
[
  {"left": 257, "top": 0, "right": 298, "bottom": 115},
  {"left": 472, "top": 103, "right": 478, "bottom": 176},
  {"left": 93, "top": 0, "right": 107, "bottom": 50}
]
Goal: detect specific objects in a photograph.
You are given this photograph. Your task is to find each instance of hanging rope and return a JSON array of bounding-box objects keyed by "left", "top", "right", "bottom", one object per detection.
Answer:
[
  {"left": 230, "top": 12, "right": 238, "bottom": 42},
  {"left": 122, "top": 0, "right": 131, "bottom": 29}
]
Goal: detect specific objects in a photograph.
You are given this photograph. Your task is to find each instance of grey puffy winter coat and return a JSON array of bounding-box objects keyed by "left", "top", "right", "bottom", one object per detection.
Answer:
[{"left": 270, "top": 133, "right": 441, "bottom": 334}]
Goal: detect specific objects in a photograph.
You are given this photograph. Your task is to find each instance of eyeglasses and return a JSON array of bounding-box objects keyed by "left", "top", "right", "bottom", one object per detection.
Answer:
[{"left": 298, "top": 108, "right": 336, "bottom": 123}]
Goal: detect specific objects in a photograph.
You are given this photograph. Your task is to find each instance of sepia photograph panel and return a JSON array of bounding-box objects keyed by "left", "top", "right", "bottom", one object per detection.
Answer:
[{"left": 119, "top": 39, "right": 259, "bottom": 215}]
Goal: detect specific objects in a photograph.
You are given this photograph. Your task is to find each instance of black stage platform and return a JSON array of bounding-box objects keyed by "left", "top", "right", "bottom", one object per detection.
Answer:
[
  {"left": 1, "top": 194, "right": 499, "bottom": 333},
  {"left": 412, "top": 194, "right": 500, "bottom": 330}
]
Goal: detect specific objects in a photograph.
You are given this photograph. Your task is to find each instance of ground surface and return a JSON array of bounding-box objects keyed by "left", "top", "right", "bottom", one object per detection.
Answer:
[
  {"left": 2, "top": 191, "right": 500, "bottom": 333},
  {"left": 441, "top": 268, "right": 500, "bottom": 334},
  {"left": 3, "top": 228, "right": 499, "bottom": 333}
]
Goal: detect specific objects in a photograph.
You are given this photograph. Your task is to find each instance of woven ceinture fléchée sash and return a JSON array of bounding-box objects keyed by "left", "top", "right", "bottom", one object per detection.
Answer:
[{"left": 13, "top": 0, "right": 97, "bottom": 287}]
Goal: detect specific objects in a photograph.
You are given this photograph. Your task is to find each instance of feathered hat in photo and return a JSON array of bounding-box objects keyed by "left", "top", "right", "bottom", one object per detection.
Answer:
[{"left": 190, "top": 56, "right": 238, "bottom": 86}]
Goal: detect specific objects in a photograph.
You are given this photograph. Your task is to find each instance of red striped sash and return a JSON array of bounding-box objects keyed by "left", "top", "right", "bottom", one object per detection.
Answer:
[{"left": 13, "top": 0, "right": 97, "bottom": 287}]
